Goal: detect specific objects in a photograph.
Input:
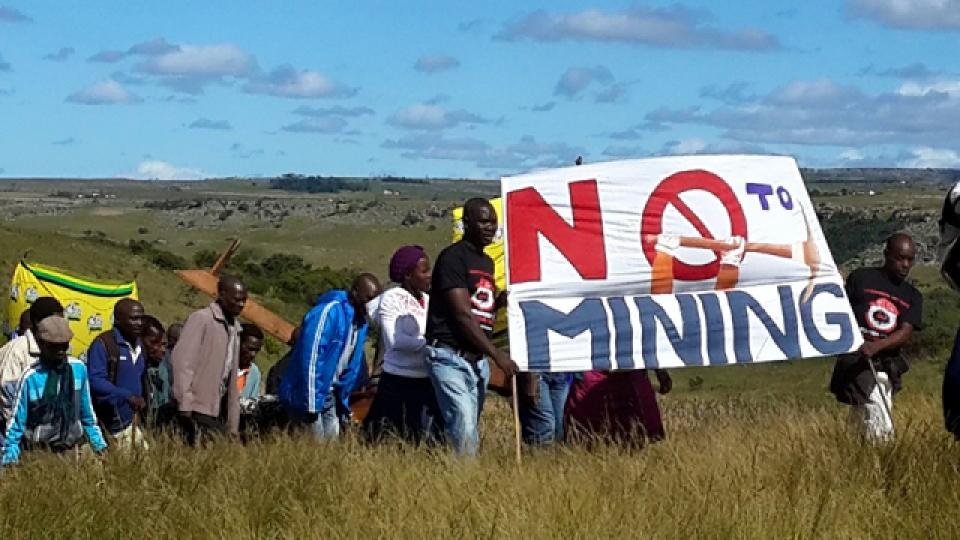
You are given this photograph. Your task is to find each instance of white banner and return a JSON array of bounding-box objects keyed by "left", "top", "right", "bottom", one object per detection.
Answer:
[{"left": 501, "top": 155, "right": 862, "bottom": 372}]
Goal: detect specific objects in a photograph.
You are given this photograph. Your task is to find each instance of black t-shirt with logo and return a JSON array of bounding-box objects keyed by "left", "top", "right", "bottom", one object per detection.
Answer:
[
  {"left": 425, "top": 240, "right": 496, "bottom": 353},
  {"left": 845, "top": 267, "right": 923, "bottom": 358}
]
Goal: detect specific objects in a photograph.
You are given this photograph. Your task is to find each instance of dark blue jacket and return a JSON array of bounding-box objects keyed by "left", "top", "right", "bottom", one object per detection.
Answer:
[
  {"left": 87, "top": 328, "right": 146, "bottom": 433},
  {"left": 279, "top": 290, "right": 367, "bottom": 415}
]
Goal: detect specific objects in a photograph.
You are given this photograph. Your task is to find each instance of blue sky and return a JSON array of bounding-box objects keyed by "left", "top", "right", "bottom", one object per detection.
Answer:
[{"left": 1, "top": 1, "right": 959, "bottom": 179}]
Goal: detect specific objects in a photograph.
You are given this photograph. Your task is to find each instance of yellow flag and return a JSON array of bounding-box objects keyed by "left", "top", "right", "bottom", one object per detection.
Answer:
[
  {"left": 7, "top": 262, "right": 139, "bottom": 360},
  {"left": 451, "top": 197, "right": 507, "bottom": 336}
]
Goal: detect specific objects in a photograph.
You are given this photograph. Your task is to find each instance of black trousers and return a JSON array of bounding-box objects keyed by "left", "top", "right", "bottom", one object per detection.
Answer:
[
  {"left": 177, "top": 412, "right": 226, "bottom": 446},
  {"left": 362, "top": 372, "right": 443, "bottom": 444}
]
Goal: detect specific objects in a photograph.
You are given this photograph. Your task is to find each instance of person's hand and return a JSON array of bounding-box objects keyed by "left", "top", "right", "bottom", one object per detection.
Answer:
[
  {"left": 493, "top": 351, "right": 518, "bottom": 377},
  {"left": 518, "top": 372, "right": 540, "bottom": 406},
  {"left": 859, "top": 341, "right": 881, "bottom": 359},
  {"left": 655, "top": 234, "right": 680, "bottom": 257},
  {"left": 720, "top": 236, "right": 746, "bottom": 267},
  {"left": 127, "top": 395, "right": 146, "bottom": 411},
  {"left": 655, "top": 370, "right": 672, "bottom": 395}
]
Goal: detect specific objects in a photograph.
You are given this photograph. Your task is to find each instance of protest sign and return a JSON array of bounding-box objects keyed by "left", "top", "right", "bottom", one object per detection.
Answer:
[
  {"left": 502, "top": 155, "right": 862, "bottom": 372},
  {"left": 7, "top": 261, "right": 138, "bottom": 360}
]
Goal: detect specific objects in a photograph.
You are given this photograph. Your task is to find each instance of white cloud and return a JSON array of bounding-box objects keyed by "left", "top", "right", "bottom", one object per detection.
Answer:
[
  {"left": 554, "top": 65, "right": 614, "bottom": 98},
  {"left": 602, "top": 145, "right": 646, "bottom": 157},
  {"left": 281, "top": 117, "right": 348, "bottom": 133},
  {"left": 640, "top": 78, "right": 960, "bottom": 148},
  {"left": 0, "top": 6, "right": 31, "bottom": 23},
  {"left": 659, "top": 138, "right": 767, "bottom": 156},
  {"left": 131, "top": 160, "right": 208, "bottom": 180},
  {"left": 127, "top": 37, "right": 178, "bottom": 56},
  {"left": 414, "top": 55, "right": 460, "bottom": 74},
  {"left": 767, "top": 79, "right": 861, "bottom": 105},
  {"left": 230, "top": 143, "right": 264, "bottom": 159},
  {"left": 381, "top": 133, "right": 581, "bottom": 170},
  {"left": 43, "top": 47, "right": 74, "bottom": 62},
  {"left": 292, "top": 105, "right": 374, "bottom": 117},
  {"left": 88, "top": 38, "right": 360, "bottom": 101},
  {"left": 89, "top": 39, "right": 176, "bottom": 64},
  {"left": 244, "top": 66, "right": 355, "bottom": 99},
  {"left": 594, "top": 82, "right": 630, "bottom": 103},
  {"left": 88, "top": 50, "right": 125, "bottom": 63},
  {"left": 498, "top": 6, "right": 780, "bottom": 50},
  {"left": 137, "top": 43, "right": 255, "bottom": 76},
  {"left": 388, "top": 103, "right": 487, "bottom": 130},
  {"left": 847, "top": 0, "right": 960, "bottom": 31},
  {"left": 127, "top": 42, "right": 259, "bottom": 95},
  {"left": 897, "top": 79, "right": 960, "bottom": 97},
  {"left": 666, "top": 138, "right": 708, "bottom": 154},
  {"left": 839, "top": 148, "right": 866, "bottom": 161},
  {"left": 899, "top": 147, "right": 960, "bottom": 168},
  {"left": 860, "top": 62, "right": 940, "bottom": 79},
  {"left": 189, "top": 118, "right": 232, "bottom": 130},
  {"left": 66, "top": 80, "right": 141, "bottom": 105}
]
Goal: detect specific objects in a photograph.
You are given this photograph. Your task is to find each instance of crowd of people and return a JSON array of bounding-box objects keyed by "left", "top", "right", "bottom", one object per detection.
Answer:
[{"left": 0, "top": 182, "right": 953, "bottom": 464}]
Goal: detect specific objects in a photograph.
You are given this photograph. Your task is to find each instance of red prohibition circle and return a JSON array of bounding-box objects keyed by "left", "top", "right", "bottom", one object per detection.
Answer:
[{"left": 641, "top": 170, "right": 748, "bottom": 281}]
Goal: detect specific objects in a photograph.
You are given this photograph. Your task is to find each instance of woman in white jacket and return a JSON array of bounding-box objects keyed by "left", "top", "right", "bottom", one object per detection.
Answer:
[{"left": 362, "top": 245, "right": 442, "bottom": 443}]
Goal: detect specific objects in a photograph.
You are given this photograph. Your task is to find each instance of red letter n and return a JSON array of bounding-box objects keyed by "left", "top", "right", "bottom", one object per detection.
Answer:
[{"left": 507, "top": 179, "right": 607, "bottom": 284}]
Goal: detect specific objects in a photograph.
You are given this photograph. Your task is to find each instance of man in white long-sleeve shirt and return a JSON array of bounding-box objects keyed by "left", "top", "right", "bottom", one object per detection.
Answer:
[{"left": 362, "top": 245, "right": 443, "bottom": 444}]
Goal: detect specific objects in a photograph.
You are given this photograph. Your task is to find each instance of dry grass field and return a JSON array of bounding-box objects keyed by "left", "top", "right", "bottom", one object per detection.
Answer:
[{"left": 0, "top": 393, "right": 956, "bottom": 539}]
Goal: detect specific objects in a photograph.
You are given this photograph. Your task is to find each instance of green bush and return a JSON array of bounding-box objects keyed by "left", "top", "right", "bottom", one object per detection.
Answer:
[
  {"left": 193, "top": 249, "right": 356, "bottom": 306},
  {"left": 128, "top": 240, "right": 188, "bottom": 270}
]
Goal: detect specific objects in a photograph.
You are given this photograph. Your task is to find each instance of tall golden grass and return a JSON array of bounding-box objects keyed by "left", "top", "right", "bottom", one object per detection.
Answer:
[{"left": 0, "top": 392, "right": 956, "bottom": 539}]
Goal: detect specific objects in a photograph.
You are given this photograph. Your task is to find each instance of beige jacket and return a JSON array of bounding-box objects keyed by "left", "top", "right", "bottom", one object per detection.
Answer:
[
  {"left": 0, "top": 330, "right": 40, "bottom": 426},
  {"left": 171, "top": 302, "right": 241, "bottom": 433}
]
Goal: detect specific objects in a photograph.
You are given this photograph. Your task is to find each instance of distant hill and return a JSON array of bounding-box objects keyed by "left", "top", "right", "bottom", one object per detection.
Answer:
[{"left": 801, "top": 168, "right": 960, "bottom": 185}]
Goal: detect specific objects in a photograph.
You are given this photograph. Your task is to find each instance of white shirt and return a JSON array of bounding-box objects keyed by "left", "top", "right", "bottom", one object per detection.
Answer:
[
  {"left": 117, "top": 335, "right": 142, "bottom": 366},
  {"left": 371, "top": 287, "right": 429, "bottom": 378},
  {"left": 0, "top": 329, "right": 40, "bottom": 425}
]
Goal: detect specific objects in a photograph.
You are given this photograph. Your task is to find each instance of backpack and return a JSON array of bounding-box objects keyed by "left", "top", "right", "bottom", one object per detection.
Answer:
[{"left": 93, "top": 331, "right": 151, "bottom": 419}]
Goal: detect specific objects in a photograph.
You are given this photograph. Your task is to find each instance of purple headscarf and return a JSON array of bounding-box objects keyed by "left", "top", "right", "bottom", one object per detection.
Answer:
[{"left": 389, "top": 245, "right": 426, "bottom": 283}]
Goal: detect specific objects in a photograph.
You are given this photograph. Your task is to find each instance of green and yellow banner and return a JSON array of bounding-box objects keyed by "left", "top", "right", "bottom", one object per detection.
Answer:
[{"left": 7, "top": 262, "right": 138, "bottom": 359}]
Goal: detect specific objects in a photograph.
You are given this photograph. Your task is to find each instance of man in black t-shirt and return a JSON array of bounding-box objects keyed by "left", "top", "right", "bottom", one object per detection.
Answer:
[
  {"left": 830, "top": 233, "right": 922, "bottom": 441},
  {"left": 425, "top": 197, "right": 518, "bottom": 456}
]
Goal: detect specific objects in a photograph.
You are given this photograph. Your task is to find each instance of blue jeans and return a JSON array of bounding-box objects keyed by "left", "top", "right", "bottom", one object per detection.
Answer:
[
  {"left": 312, "top": 392, "right": 340, "bottom": 440},
  {"left": 519, "top": 372, "right": 571, "bottom": 446},
  {"left": 426, "top": 346, "right": 490, "bottom": 456},
  {"left": 290, "top": 392, "right": 340, "bottom": 440}
]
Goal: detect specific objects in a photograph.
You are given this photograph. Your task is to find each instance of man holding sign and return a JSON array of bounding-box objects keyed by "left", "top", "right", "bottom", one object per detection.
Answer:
[
  {"left": 425, "top": 198, "right": 518, "bottom": 456},
  {"left": 502, "top": 156, "right": 861, "bottom": 397}
]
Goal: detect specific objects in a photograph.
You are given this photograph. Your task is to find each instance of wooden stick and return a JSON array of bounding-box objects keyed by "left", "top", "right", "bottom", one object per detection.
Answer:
[
  {"left": 209, "top": 239, "right": 241, "bottom": 276},
  {"left": 511, "top": 375, "right": 522, "bottom": 467},
  {"left": 132, "top": 412, "right": 140, "bottom": 452}
]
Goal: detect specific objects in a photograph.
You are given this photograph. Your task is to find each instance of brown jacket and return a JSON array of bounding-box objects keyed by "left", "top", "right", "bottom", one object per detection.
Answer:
[{"left": 171, "top": 302, "right": 241, "bottom": 433}]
